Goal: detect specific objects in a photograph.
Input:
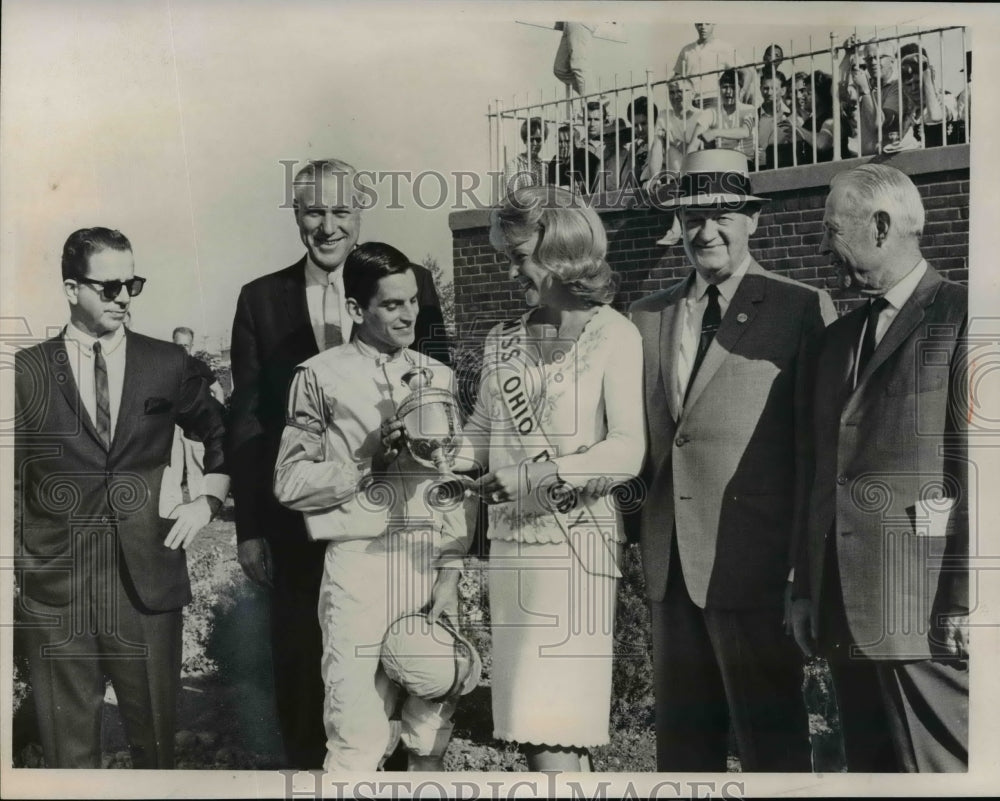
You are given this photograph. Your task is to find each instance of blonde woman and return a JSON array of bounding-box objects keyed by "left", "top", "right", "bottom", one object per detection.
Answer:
[{"left": 457, "top": 185, "right": 645, "bottom": 771}]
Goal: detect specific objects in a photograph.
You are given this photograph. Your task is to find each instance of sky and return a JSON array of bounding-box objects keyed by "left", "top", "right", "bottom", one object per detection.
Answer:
[{"left": 0, "top": 1, "right": 989, "bottom": 352}]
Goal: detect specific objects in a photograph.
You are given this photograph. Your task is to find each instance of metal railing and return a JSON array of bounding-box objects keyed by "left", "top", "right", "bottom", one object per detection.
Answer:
[{"left": 487, "top": 26, "right": 969, "bottom": 203}]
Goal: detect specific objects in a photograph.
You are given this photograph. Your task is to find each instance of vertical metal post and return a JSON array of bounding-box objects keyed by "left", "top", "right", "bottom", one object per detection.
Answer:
[
  {"left": 809, "top": 36, "right": 817, "bottom": 163},
  {"left": 831, "top": 33, "right": 842, "bottom": 162},
  {"left": 790, "top": 41, "right": 798, "bottom": 167}
]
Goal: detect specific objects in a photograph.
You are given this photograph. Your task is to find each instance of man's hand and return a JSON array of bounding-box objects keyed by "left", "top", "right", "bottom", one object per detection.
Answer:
[
  {"left": 371, "top": 418, "right": 406, "bottom": 474},
  {"left": 427, "top": 567, "right": 461, "bottom": 624},
  {"left": 163, "top": 494, "right": 220, "bottom": 550},
  {"left": 790, "top": 597, "right": 817, "bottom": 658},
  {"left": 931, "top": 613, "right": 969, "bottom": 661},
  {"left": 238, "top": 537, "right": 274, "bottom": 588}
]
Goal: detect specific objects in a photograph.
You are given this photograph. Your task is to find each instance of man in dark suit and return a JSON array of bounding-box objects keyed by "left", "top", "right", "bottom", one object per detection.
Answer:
[
  {"left": 629, "top": 149, "right": 835, "bottom": 771},
  {"left": 14, "top": 227, "right": 228, "bottom": 768},
  {"left": 791, "top": 163, "right": 968, "bottom": 772},
  {"left": 227, "top": 158, "right": 450, "bottom": 769}
]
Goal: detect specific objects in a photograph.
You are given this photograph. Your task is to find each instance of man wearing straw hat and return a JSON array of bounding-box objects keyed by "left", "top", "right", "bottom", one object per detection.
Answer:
[{"left": 630, "top": 149, "right": 836, "bottom": 771}]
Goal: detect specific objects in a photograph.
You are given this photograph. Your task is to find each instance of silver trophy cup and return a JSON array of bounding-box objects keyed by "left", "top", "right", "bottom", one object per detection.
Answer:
[{"left": 395, "top": 367, "right": 463, "bottom": 479}]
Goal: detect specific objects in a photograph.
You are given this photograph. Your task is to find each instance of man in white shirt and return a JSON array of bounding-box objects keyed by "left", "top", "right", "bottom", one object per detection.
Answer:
[
  {"left": 227, "top": 159, "right": 450, "bottom": 768},
  {"left": 673, "top": 23, "right": 755, "bottom": 109},
  {"left": 14, "top": 227, "right": 229, "bottom": 768},
  {"left": 159, "top": 326, "right": 225, "bottom": 515},
  {"left": 792, "top": 163, "right": 969, "bottom": 772},
  {"left": 630, "top": 149, "right": 834, "bottom": 771},
  {"left": 274, "top": 242, "right": 469, "bottom": 771}
]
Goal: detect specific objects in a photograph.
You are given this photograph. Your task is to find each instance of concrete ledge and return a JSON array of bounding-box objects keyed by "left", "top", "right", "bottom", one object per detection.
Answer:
[{"left": 448, "top": 144, "right": 969, "bottom": 233}]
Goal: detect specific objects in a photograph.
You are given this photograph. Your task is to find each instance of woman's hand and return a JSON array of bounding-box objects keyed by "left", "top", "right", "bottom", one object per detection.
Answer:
[
  {"left": 474, "top": 465, "right": 525, "bottom": 504},
  {"left": 475, "top": 460, "right": 561, "bottom": 505}
]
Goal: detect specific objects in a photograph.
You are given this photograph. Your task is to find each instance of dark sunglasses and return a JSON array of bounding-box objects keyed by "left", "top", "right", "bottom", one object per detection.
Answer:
[{"left": 75, "top": 276, "right": 147, "bottom": 301}]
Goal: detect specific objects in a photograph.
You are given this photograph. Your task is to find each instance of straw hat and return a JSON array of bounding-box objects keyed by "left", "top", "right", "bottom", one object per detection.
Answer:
[{"left": 659, "top": 149, "right": 768, "bottom": 209}]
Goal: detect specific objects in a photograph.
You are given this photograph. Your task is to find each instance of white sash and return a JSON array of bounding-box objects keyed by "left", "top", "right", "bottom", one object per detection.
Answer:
[{"left": 490, "top": 316, "right": 622, "bottom": 579}]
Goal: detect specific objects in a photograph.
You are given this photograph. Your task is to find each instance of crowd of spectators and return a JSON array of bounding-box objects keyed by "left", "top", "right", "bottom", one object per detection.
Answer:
[{"left": 504, "top": 24, "right": 970, "bottom": 195}]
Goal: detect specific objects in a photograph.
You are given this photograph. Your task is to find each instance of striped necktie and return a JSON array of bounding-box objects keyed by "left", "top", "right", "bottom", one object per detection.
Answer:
[{"left": 92, "top": 341, "right": 111, "bottom": 448}]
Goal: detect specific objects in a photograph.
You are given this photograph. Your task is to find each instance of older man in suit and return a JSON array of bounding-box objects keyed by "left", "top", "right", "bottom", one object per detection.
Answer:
[
  {"left": 14, "top": 227, "right": 228, "bottom": 768},
  {"left": 227, "top": 158, "right": 450, "bottom": 768},
  {"left": 630, "top": 149, "right": 835, "bottom": 771},
  {"left": 791, "top": 163, "right": 968, "bottom": 772}
]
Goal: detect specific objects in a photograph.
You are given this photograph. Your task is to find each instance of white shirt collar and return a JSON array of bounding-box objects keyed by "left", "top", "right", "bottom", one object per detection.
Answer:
[
  {"left": 352, "top": 336, "right": 413, "bottom": 365},
  {"left": 880, "top": 259, "right": 927, "bottom": 311},
  {"left": 304, "top": 256, "right": 341, "bottom": 287},
  {"left": 64, "top": 320, "right": 126, "bottom": 355},
  {"left": 693, "top": 254, "right": 752, "bottom": 305}
]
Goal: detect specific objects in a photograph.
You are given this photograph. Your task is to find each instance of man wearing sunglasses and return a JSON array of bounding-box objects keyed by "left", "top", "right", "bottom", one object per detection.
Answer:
[{"left": 14, "top": 227, "right": 229, "bottom": 768}]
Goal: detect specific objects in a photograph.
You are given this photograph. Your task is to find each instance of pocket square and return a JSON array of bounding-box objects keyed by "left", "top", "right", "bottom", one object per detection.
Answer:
[{"left": 144, "top": 396, "right": 173, "bottom": 414}]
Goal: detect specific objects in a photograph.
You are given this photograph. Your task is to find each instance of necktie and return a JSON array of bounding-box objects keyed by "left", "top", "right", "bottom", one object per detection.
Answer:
[
  {"left": 322, "top": 276, "right": 343, "bottom": 351},
  {"left": 855, "top": 296, "right": 890, "bottom": 386},
  {"left": 93, "top": 341, "right": 111, "bottom": 448},
  {"left": 684, "top": 284, "right": 721, "bottom": 404}
]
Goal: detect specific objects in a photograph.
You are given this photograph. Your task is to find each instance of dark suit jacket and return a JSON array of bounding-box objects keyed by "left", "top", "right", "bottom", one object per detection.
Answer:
[
  {"left": 630, "top": 260, "right": 835, "bottom": 608},
  {"left": 14, "top": 331, "right": 227, "bottom": 611},
  {"left": 227, "top": 256, "right": 449, "bottom": 547},
  {"left": 794, "top": 266, "right": 968, "bottom": 660}
]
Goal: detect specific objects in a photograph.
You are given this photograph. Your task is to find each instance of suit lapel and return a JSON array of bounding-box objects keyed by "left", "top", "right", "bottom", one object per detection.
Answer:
[
  {"left": 658, "top": 275, "right": 693, "bottom": 422},
  {"left": 853, "top": 267, "right": 943, "bottom": 392},
  {"left": 47, "top": 335, "right": 106, "bottom": 450},
  {"left": 112, "top": 331, "right": 151, "bottom": 453},
  {"left": 683, "top": 262, "right": 766, "bottom": 413},
  {"left": 284, "top": 257, "right": 320, "bottom": 357}
]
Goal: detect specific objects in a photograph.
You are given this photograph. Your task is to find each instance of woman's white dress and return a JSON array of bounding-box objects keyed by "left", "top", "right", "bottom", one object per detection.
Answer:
[{"left": 467, "top": 304, "right": 645, "bottom": 747}]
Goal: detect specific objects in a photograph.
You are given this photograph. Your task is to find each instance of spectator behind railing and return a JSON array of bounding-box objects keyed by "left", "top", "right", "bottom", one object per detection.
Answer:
[
  {"left": 505, "top": 117, "right": 548, "bottom": 191},
  {"left": 779, "top": 71, "right": 835, "bottom": 166},
  {"left": 583, "top": 99, "right": 631, "bottom": 193},
  {"left": 896, "top": 44, "right": 946, "bottom": 149},
  {"left": 624, "top": 96, "right": 658, "bottom": 186},
  {"left": 547, "top": 123, "right": 588, "bottom": 189},
  {"left": 757, "top": 71, "right": 791, "bottom": 166},
  {"left": 648, "top": 77, "right": 715, "bottom": 247},
  {"left": 674, "top": 23, "right": 755, "bottom": 109},
  {"left": 838, "top": 36, "right": 901, "bottom": 155},
  {"left": 756, "top": 45, "right": 790, "bottom": 112},
  {"left": 701, "top": 68, "right": 757, "bottom": 169}
]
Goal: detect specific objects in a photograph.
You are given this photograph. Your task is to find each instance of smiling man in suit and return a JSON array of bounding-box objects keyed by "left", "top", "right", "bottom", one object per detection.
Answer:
[
  {"left": 791, "top": 163, "right": 969, "bottom": 772},
  {"left": 227, "top": 158, "right": 450, "bottom": 768},
  {"left": 630, "top": 149, "right": 835, "bottom": 771},
  {"left": 14, "top": 227, "right": 228, "bottom": 768}
]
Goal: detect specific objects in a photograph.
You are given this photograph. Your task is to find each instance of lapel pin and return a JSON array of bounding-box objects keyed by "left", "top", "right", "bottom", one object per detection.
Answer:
[{"left": 737, "top": 312, "right": 749, "bottom": 324}]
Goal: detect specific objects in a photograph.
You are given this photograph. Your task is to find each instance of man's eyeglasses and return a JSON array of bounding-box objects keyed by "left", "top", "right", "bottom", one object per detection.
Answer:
[{"left": 74, "top": 276, "right": 147, "bottom": 301}]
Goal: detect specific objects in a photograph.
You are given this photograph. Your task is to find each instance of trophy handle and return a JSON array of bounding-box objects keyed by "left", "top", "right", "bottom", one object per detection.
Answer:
[{"left": 401, "top": 366, "right": 434, "bottom": 390}]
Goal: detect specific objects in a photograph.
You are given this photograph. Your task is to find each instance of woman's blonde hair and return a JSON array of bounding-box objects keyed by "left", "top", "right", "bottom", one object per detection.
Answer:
[{"left": 490, "top": 185, "right": 617, "bottom": 305}]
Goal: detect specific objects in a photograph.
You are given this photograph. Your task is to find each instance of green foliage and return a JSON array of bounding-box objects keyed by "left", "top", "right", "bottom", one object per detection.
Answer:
[
  {"left": 422, "top": 254, "right": 456, "bottom": 337},
  {"left": 610, "top": 544, "right": 655, "bottom": 732}
]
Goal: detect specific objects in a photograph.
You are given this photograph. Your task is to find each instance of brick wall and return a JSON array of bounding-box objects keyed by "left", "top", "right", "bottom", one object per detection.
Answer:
[{"left": 448, "top": 146, "right": 969, "bottom": 347}]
